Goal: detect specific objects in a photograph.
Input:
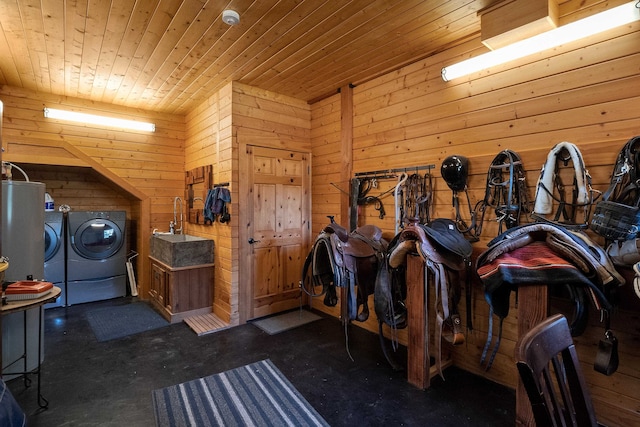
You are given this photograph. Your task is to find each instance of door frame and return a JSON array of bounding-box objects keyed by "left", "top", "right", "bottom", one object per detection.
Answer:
[{"left": 238, "top": 142, "right": 312, "bottom": 323}]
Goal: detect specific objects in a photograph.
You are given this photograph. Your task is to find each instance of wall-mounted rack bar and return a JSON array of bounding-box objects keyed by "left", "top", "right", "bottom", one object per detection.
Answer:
[
  {"left": 350, "top": 164, "right": 436, "bottom": 230},
  {"left": 354, "top": 164, "right": 435, "bottom": 179},
  {"left": 213, "top": 182, "right": 229, "bottom": 188}
]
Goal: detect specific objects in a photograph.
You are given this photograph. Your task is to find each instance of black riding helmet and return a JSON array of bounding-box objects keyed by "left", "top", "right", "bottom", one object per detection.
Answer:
[{"left": 441, "top": 155, "right": 469, "bottom": 192}]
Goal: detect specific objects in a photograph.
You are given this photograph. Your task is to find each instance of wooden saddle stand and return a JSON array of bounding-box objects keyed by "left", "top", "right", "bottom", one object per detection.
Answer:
[{"left": 387, "top": 219, "right": 472, "bottom": 387}]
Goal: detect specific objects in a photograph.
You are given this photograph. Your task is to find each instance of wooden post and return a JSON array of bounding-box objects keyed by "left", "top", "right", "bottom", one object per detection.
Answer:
[
  {"left": 340, "top": 84, "right": 353, "bottom": 228},
  {"left": 406, "top": 254, "right": 429, "bottom": 389},
  {"left": 405, "top": 254, "right": 454, "bottom": 389},
  {"left": 339, "top": 85, "right": 353, "bottom": 323},
  {"left": 515, "top": 284, "right": 548, "bottom": 426}
]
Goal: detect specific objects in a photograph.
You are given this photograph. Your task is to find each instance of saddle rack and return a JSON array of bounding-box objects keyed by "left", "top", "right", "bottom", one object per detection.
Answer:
[{"left": 405, "top": 255, "right": 454, "bottom": 389}]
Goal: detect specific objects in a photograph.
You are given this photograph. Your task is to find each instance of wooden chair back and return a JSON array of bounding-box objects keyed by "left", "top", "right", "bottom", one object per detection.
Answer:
[{"left": 515, "top": 314, "right": 599, "bottom": 427}]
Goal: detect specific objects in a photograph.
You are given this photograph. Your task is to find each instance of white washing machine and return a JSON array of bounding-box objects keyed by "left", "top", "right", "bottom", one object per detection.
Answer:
[
  {"left": 66, "top": 211, "right": 127, "bottom": 305},
  {"left": 44, "top": 211, "right": 65, "bottom": 308}
]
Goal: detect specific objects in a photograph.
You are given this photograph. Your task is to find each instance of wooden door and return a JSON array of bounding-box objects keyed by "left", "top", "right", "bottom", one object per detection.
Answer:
[{"left": 246, "top": 146, "right": 310, "bottom": 319}]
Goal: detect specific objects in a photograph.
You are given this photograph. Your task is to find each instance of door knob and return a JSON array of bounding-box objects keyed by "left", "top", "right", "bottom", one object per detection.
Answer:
[{"left": 248, "top": 238, "right": 261, "bottom": 244}]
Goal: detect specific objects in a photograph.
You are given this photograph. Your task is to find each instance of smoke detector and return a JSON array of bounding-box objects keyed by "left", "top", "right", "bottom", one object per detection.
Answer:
[{"left": 222, "top": 10, "right": 240, "bottom": 26}]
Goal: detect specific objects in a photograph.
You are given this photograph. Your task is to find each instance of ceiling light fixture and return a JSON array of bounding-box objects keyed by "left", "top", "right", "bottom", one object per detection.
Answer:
[
  {"left": 43, "top": 107, "right": 156, "bottom": 132},
  {"left": 442, "top": 1, "right": 640, "bottom": 82},
  {"left": 222, "top": 10, "right": 240, "bottom": 26}
]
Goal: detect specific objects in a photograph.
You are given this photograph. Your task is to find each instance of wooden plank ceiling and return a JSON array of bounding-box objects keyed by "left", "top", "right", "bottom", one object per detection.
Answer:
[{"left": 0, "top": 0, "right": 492, "bottom": 114}]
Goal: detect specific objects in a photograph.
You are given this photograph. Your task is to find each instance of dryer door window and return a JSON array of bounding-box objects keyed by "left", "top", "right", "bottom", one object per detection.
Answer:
[
  {"left": 73, "top": 219, "right": 124, "bottom": 260},
  {"left": 44, "top": 223, "right": 61, "bottom": 262}
]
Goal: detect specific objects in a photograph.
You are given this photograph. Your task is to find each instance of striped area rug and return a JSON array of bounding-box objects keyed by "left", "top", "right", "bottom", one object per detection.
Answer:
[{"left": 152, "top": 359, "right": 329, "bottom": 427}]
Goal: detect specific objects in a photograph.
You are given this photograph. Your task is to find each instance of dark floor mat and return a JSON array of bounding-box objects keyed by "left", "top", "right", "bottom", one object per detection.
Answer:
[{"left": 86, "top": 302, "right": 169, "bottom": 342}]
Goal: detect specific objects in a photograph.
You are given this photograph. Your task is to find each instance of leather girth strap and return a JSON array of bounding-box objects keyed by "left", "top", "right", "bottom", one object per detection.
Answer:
[{"left": 424, "top": 259, "right": 465, "bottom": 380}]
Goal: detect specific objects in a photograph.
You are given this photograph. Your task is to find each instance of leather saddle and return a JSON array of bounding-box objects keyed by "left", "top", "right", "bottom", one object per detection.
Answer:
[
  {"left": 384, "top": 218, "right": 472, "bottom": 378},
  {"left": 302, "top": 217, "right": 388, "bottom": 324}
]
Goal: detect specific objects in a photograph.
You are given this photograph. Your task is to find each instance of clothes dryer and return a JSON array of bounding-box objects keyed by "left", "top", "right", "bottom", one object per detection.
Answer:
[
  {"left": 44, "top": 211, "right": 65, "bottom": 308},
  {"left": 66, "top": 211, "right": 127, "bottom": 305}
]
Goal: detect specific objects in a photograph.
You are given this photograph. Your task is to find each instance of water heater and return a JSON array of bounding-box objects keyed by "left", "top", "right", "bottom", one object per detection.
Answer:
[{"left": 2, "top": 180, "right": 46, "bottom": 377}]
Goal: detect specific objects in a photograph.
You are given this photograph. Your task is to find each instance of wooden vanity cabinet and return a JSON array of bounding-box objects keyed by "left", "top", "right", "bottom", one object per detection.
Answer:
[{"left": 148, "top": 256, "right": 214, "bottom": 323}]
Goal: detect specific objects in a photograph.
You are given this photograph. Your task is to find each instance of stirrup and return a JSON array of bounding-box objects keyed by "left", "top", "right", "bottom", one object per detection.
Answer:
[{"left": 442, "top": 314, "right": 465, "bottom": 345}]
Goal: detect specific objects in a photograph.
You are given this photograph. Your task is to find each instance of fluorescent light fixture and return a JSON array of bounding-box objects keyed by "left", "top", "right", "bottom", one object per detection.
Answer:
[
  {"left": 43, "top": 107, "right": 156, "bottom": 132},
  {"left": 442, "top": 1, "right": 640, "bottom": 81}
]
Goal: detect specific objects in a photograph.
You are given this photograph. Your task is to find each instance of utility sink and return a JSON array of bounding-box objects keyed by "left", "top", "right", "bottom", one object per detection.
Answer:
[{"left": 150, "top": 234, "right": 214, "bottom": 268}]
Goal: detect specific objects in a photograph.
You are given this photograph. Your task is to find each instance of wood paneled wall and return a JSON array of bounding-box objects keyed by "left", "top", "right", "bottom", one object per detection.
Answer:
[
  {"left": 310, "top": 93, "right": 348, "bottom": 321},
  {"left": 233, "top": 82, "right": 312, "bottom": 324},
  {"left": 311, "top": 15, "right": 640, "bottom": 427},
  {"left": 0, "top": 85, "right": 185, "bottom": 297},
  {"left": 17, "top": 165, "right": 132, "bottom": 212},
  {"left": 185, "top": 82, "right": 311, "bottom": 325},
  {"left": 184, "top": 83, "right": 234, "bottom": 323}
]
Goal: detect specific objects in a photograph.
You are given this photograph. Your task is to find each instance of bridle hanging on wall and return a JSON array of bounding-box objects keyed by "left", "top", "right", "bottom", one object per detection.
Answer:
[
  {"left": 474, "top": 149, "right": 531, "bottom": 237},
  {"left": 403, "top": 172, "right": 434, "bottom": 225},
  {"left": 532, "top": 142, "right": 598, "bottom": 229}
]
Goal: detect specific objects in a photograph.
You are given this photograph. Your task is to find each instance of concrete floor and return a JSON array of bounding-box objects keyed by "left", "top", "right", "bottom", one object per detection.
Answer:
[{"left": 8, "top": 297, "right": 515, "bottom": 426}]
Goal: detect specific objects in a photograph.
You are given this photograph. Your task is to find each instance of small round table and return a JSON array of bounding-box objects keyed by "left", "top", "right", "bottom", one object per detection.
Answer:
[{"left": 1, "top": 286, "right": 61, "bottom": 409}]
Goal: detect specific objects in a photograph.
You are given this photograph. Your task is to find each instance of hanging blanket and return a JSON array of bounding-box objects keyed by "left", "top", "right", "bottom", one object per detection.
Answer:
[
  {"left": 477, "top": 241, "right": 592, "bottom": 319},
  {"left": 475, "top": 222, "right": 620, "bottom": 369}
]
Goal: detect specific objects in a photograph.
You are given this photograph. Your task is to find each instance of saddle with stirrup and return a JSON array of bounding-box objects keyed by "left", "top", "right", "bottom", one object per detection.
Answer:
[
  {"left": 301, "top": 217, "right": 388, "bottom": 324},
  {"left": 384, "top": 218, "right": 472, "bottom": 378}
]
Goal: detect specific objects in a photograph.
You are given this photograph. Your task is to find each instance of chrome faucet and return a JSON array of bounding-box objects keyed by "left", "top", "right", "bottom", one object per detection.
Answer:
[{"left": 173, "top": 197, "right": 183, "bottom": 234}]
